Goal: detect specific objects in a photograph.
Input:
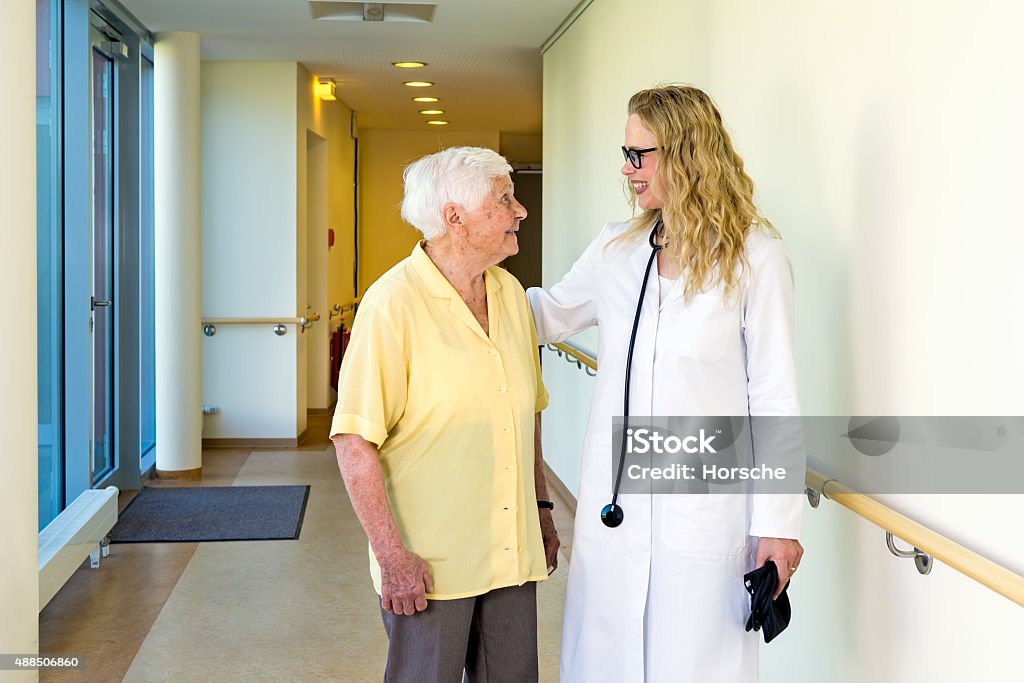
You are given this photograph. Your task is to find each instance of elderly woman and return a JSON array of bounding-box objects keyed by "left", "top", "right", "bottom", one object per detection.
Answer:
[
  {"left": 529, "top": 85, "right": 804, "bottom": 681},
  {"left": 331, "top": 146, "right": 559, "bottom": 683}
]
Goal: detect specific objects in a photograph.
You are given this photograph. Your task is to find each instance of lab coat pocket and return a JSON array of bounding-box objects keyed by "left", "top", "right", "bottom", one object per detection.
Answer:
[
  {"left": 657, "top": 494, "right": 747, "bottom": 556},
  {"left": 662, "top": 293, "right": 736, "bottom": 363}
]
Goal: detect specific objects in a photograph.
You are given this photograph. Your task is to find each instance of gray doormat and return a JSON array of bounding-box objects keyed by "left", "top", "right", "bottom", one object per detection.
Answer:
[{"left": 109, "top": 485, "right": 311, "bottom": 543}]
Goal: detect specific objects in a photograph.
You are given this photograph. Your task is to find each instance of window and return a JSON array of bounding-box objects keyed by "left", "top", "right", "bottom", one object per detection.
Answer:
[
  {"left": 37, "top": 0, "right": 155, "bottom": 526},
  {"left": 37, "top": 0, "right": 64, "bottom": 529}
]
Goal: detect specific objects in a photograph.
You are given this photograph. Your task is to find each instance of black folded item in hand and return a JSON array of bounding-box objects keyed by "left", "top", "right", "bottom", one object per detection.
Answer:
[{"left": 744, "top": 560, "right": 792, "bottom": 643}]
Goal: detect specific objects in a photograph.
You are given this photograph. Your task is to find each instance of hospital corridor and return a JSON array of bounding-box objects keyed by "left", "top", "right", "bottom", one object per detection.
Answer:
[{"left": 3, "top": 1, "right": 1024, "bottom": 682}]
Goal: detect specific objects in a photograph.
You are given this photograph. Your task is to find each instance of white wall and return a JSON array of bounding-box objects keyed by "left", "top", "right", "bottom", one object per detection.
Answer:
[
  {"left": 0, "top": 0, "right": 39, "bottom": 672},
  {"left": 201, "top": 62, "right": 299, "bottom": 439},
  {"left": 200, "top": 62, "right": 355, "bottom": 440},
  {"left": 543, "top": 0, "right": 1024, "bottom": 678}
]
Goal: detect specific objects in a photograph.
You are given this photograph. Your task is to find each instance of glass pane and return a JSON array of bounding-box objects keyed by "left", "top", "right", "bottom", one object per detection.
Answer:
[
  {"left": 140, "top": 56, "right": 156, "bottom": 464},
  {"left": 36, "top": 0, "right": 62, "bottom": 529},
  {"left": 91, "top": 48, "right": 115, "bottom": 483}
]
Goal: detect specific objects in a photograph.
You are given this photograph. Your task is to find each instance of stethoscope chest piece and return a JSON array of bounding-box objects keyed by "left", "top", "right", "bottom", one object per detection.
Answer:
[{"left": 601, "top": 503, "right": 624, "bottom": 528}]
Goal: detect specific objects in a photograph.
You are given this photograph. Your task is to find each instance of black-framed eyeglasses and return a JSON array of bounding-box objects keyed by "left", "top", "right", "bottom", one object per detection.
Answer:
[{"left": 621, "top": 146, "right": 658, "bottom": 169}]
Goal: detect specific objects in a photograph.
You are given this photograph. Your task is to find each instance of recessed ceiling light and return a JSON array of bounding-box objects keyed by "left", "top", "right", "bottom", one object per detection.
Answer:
[
  {"left": 427, "top": 120, "right": 448, "bottom": 126},
  {"left": 419, "top": 109, "right": 444, "bottom": 115},
  {"left": 392, "top": 61, "right": 427, "bottom": 68},
  {"left": 404, "top": 81, "right": 433, "bottom": 87},
  {"left": 413, "top": 96, "right": 439, "bottom": 103}
]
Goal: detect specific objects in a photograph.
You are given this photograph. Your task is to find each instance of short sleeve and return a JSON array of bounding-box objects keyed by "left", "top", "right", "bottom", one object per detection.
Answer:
[{"left": 329, "top": 304, "right": 408, "bottom": 448}]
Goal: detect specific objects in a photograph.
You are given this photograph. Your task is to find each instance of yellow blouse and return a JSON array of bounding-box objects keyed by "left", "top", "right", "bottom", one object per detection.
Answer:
[{"left": 331, "top": 242, "right": 549, "bottom": 599}]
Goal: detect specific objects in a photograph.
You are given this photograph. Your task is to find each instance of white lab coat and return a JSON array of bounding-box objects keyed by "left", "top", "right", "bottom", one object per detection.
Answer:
[{"left": 528, "top": 221, "right": 803, "bottom": 683}]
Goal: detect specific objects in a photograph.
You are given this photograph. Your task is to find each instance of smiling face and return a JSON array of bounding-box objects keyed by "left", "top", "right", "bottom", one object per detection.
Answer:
[
  {"left": 462, "top": 175, "right": 527, "bottom": 264},
  {"left": 622, "top": 113, "right": 665, "bottom": 211}
]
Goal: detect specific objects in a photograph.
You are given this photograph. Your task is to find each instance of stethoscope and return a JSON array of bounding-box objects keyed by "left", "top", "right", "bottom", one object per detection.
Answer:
[{"left": 601, "top": 221, "right": 666, "bottom": 528}]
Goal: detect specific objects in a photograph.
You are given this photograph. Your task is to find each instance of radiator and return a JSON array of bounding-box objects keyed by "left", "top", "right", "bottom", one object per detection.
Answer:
[{"left": 38, "top": 486, "right": 119, "bottom": 610}]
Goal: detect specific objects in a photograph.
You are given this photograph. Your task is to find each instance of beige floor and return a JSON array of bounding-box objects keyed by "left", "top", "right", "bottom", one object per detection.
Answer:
[{"left": 40, "top": 417, "right": 571, "bottom": 682}]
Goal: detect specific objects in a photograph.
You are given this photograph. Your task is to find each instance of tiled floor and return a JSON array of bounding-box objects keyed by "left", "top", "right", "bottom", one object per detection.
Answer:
[{"left": 39, "top": 415, "right": 572, "bottom": 682}]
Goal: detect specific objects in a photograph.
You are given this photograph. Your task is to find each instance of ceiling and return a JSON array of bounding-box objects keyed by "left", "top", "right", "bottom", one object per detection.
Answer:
[{"left": 118, "top": 0, "right": 581, "bottom": 133}]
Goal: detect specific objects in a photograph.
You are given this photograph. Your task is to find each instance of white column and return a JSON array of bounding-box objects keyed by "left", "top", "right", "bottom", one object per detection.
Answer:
[
  {"left": 154, "top": 32, "right": 202, "bottom": 477},
  {"left": 0, "top": 0, "right": 40, "bottom": 668}
]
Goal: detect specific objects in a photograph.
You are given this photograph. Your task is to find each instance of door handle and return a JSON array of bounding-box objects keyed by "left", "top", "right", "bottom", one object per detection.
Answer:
[{"left": 91, "top": 296, "right": 112, "bottom": 310}]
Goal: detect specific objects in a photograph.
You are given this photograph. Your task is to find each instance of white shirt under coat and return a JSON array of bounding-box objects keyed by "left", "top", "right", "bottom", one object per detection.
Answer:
[{"left": 528, "top": 220, "right": 804, "bottom": 683}]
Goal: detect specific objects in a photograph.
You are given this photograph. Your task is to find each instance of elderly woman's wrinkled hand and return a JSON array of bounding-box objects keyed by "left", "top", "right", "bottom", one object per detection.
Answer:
[{"left": 379, "top": 546, "right": 434, "bottom": 616}]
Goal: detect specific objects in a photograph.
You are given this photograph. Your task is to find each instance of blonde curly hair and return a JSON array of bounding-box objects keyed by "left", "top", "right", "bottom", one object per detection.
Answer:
[{"left": 622, "top": 85, "right": 777, "bottom": 301}]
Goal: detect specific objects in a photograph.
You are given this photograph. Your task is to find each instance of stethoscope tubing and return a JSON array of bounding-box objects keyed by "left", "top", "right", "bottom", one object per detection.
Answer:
[{"left": 603, "top": 222, "right": 665, "bottom": 528}]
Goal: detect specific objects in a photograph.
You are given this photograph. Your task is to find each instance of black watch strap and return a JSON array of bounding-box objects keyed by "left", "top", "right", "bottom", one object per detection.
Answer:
[{"left": 537, "top": 500, "right": 555, "bottom": 510}]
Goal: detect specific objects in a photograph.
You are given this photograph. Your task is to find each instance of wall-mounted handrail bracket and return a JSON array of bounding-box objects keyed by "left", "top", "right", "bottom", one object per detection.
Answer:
[
  {"left": 544, "top": 342, "right": 598, "bottom": 375},
  {"left": 805, "top": 486, "right": 821, "bottom": 508},
  {"left": 886, "top": 531, "right": 933, "bottom": 575}
]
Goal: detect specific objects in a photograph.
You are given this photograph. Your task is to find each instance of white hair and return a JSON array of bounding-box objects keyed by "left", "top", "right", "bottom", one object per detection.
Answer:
[{"left": 400, "top": 146, "right": 513, "bottom": 239}]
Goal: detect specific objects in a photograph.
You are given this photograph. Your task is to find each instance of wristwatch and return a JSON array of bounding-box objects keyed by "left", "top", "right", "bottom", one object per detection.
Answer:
[{"left": 537, "top": 500, "right": 555, "bottom": 510}]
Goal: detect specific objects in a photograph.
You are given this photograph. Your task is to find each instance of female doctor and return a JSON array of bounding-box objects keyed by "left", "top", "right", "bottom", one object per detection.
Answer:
[{"left": 528, "top": 85, "right": 804, "bottom": 682}]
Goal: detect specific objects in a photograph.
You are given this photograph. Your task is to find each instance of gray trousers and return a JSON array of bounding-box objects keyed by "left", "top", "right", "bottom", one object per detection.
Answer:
[{"left": 379, "top": 581, "right": 538, "bottom": 683}]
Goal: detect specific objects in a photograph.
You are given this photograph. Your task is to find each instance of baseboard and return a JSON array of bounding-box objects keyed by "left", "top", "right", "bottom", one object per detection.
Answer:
[
  {"left": 155, "top": 467, "right": 202, "bottom": 481},
  {"left": 543, "top": 461, "right": 577, "bottom": 517},
  {"left": 307, "top": 408, "right": 333, "bottom": 416},
  {"left": 542, "top": 461, "right": 577, "bottom": 561},
  {"left": 202, "top": 437, "right": 300, "bottom": 449}
]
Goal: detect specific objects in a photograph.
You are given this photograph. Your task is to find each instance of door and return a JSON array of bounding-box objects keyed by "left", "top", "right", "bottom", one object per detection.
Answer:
[{"left": 89, "top": 23, "right": 118, "bottom": 485}]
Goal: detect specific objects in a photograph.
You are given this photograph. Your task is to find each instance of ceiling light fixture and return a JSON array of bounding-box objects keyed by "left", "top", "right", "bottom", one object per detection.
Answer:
[
  {"left": 427, "top": 120, "right": 448, "bottom": 126},
  {"left": 403, "top": 81, "right": 433, "bottom": 87},
  {"left": 392, "top": 61, "right": 427, "bottom": 68},
  {"left": 317, "top": 78, "right": 337, "bottom": 101},
  {"left": 309, "top": 2, "right": 438, "bottom": 23},
  {"left": 419, "top": 109, "right": 444, "bottom": 115},
  {"left": 413, "top": 96, "right": 439, "bottom": 103}
]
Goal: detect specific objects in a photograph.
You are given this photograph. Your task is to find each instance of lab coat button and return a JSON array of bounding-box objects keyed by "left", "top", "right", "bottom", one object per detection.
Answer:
[
  {"left": 498, "top": 386, "right": 507, "bottom": 393},
  {"left": 504, "top": 427, "right": 512, "bottom": 433}
]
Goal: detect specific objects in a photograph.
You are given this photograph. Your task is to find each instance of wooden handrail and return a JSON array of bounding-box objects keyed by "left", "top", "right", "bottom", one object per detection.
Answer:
[
  {"left": 806, "top": 468, "right": 1024, "bottom": 607},
  {"left": 545, "top": 341, "right": 1024, "bottom": 608},
  {"left": 201, "top": 317, "right": 312, "bottom": 325},
  {"left": 200, "top": 313, "right": 320, "bottom": 335},
  {"left": 550, "top": 341, "right": 597, "bottom": 371}
]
